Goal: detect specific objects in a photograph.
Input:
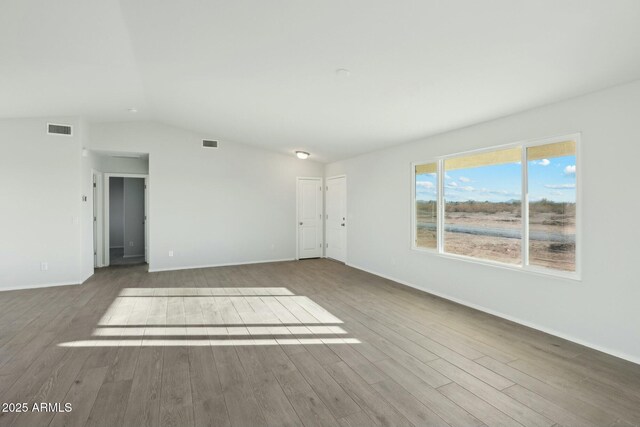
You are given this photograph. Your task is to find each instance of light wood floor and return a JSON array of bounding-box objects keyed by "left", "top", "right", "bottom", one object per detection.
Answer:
[{"left": 1, "top": 260, "right": 639, "bottom": 427}]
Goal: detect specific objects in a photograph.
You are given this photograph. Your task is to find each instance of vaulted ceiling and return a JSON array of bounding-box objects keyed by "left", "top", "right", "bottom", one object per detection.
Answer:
[{"left": 2, "top": 0, "right": 640, "bottom": 162}]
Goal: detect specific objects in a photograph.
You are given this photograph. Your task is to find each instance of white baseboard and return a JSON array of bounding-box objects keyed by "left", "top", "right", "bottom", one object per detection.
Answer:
[
  {"left": 0, "top": 280, "right": 81, "bottom": 292},
  {"left": 1, "top": 258, "right": 296, "bottom": 290},
  {"left": 148, "top": 258, "right": 295, "bottom": 273},
  {"left": 347, "top": 262, "right": 640, "bottom": 366}
]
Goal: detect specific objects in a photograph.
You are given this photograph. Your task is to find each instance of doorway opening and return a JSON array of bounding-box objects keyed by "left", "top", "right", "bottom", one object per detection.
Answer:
[{"left": 105, "top": 174, "right": 148, "bottom": 266}]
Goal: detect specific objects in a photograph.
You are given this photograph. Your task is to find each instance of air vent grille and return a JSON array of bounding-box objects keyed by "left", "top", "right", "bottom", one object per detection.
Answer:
[
  {"left": 202, "top": 140, "right": 218, "bottom": 148},
  {"left": 48, "top": 123, "right": 73, "bottom": 136}
]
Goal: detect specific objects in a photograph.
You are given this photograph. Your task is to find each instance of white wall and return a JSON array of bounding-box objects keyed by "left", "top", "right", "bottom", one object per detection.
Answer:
[
  {"left": 88, "top": 121, "right": 324, "bottom": 271},
  {"left": 326, "top": 80, "right": 640, "bottom": 363},
  {"left": 3, "top": 118, "right": 321, "bottom": 288},
  {"left": 109, "top": 177, "right": 124, "bottom": 247},
  {"left": 80, "top": 143, "right": 102, "bottom": 282},
  {"left": 99, "top": 155, "right": 148, "bottom": 174},
  {"left": 0, "top": 117, "right": 83, "bottom": 290},
  {"left": 123, "top": 177, "right": 145, "bottom": 257}
]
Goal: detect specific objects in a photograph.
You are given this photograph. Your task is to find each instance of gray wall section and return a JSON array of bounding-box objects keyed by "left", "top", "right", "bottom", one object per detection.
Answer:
[
  {"left": 123, "top": 178, "right": 145, "bottom": 257},
  {"left": 90, "top": 121, "right": 324, "bottom": 272},
  {"left": 325, "top": 80, "right": 640, "bottom": 363},
  {"left": 0, "top": 117, "right": 83, "bottom": 290},
  {"left": 109, "top": 177, "right": 124, "bottom": 248}
]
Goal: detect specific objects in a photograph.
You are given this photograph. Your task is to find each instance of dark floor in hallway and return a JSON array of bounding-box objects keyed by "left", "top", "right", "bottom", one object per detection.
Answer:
[{"left": 109, "top": 247, "right": 145, "bottom": 266}]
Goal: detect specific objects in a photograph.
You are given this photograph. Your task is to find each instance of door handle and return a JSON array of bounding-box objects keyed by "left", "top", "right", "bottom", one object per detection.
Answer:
[
  {"left": 341, "top": 223, "right": 345, "bottom": 226},
  {"left": 299, "top": 222, "right": 303, "bottom": 225}
]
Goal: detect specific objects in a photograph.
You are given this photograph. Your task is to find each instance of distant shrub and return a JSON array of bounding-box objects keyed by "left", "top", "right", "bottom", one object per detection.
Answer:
[
  {"left": 416, "top": 199, "right": 575, "bottom": 216},
  {"left": 529, "top": 199, "right": 576, "bottom": 215},
  {"left": 445, "top": 200, "right": 521, "bottom": 215},
  {"left": 416, "top": 200, "right": 437, "bottom": 220},
  {"left": 549, "top": 242, "right": 575, "bottom": 253}
]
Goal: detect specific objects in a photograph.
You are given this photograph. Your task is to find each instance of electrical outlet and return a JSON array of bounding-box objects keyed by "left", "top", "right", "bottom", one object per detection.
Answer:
[
  {"left": 129, "top": 241, "right": 134, "bottom": 247},
  {"left": 40, "top": 262, "right": 48, "bottom": 271},
  {"left": 169, "top": 250, "right": 174, "bottom": 257}
]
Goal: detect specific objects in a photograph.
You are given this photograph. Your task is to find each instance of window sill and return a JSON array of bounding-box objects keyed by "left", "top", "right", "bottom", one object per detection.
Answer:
[{"left": 411, "top": 245, "right": 581, "bottom": 282}]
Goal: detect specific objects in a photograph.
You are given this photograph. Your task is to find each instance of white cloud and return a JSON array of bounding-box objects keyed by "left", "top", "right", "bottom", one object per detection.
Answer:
[
  {"left": 459, "top": 176, "right": 471, "bottom": 183},
  {"left": 537, "top": 159, "right": 550, "bottom": 166},
  {"left": 416, "top": 181, "right": 434, "bottom": 189},
  {"left": 445, "top": 182, "right": 474, "bottom": 191},
  {"left": 544, "top": 184, "right": 575, "bottom": 189},
  {"left": 564, "top": 165, "right": 576, "bottom": 175}
]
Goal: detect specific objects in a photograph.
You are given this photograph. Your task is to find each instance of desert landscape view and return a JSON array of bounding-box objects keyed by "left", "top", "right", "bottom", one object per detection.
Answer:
[{"left": 416, "top": 199, "right": 576, "bottom": 271}]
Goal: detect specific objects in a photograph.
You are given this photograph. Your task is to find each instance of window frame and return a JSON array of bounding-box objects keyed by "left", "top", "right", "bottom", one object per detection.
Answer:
[
  {"left": 411, "top": 133, "right": 581, "bottom": 281},
  {"left": 412, "top": 161, "right": 440, "bottom": 252}
]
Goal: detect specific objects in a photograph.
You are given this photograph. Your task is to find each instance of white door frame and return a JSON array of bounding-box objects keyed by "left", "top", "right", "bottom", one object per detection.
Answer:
[
  {"left": 92, "top": 169, "right": 105, "bottom": 267},
  {"left": 144, "top": 178, "right": 149, "bottom": 263},
  {"left": 104, "top": 173, "right": 149, "bottom": 266},
  {"left": 326, "top": 174, "right": 347, "bottom": 262},
  {"left": 296, "top": 177, "right": 324, "bottom": 260}
]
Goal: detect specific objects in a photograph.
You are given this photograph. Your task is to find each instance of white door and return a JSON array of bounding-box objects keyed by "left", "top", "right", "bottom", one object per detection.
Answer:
[
  {"left": 326, "top": 176, "right": 347, "bottom": 262},
  {"left": 297, "top": 178, "right": 323, "bottom": 259}
]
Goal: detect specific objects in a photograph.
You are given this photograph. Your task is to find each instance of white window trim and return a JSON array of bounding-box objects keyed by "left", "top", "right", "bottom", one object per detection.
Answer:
[{"left": 411, "top": 133, "right": 581, "bottom": 281}]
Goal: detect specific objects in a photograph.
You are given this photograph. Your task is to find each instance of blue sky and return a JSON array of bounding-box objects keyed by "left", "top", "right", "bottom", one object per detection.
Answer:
[
  {"left": 527, "top": 155, "right": 576, "bottom": 203},
  {"left": 415, "top": 171, "right": 438, "bottom": 202},
  {"left": 416, "top": 155, "right": 576, "bottom": 203}
]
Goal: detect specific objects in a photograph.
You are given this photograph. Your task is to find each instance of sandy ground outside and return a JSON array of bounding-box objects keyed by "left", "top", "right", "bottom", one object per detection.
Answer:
[{"left": 415, "top": 211, "right": 575, "bottom": 271}]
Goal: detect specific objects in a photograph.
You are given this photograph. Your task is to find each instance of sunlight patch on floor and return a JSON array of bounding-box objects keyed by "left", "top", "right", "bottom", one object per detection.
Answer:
[
  {"left": 119, "top": 287, "right": 295, "bottom": 296},
  {"left": 92, "top": 325, "right": 348, "bottom": 336},
  {"left": 58, "top": 287, "right": 360, "bottom": 347},
  {"left": 59, "top": 338, "right": 361, "bottom": 347}
]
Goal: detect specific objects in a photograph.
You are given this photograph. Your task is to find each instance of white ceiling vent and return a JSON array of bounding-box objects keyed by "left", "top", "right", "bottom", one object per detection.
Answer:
[
  {"left": 202, "top": 139, "right": 218, "bottom": 148},
  {"left": 47, "top": 123, "right": 73, "bottom": 136}
]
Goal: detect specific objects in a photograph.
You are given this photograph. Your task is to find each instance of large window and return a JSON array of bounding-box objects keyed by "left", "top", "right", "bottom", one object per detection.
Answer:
[
  {"left": 415, "top": 163, "right": 438, "bottom": 249},
  {"left": 444, "top": 147, "right": 522, "bottom": 264},
  {"left": 527, "top": 141, "right": 577, "bottom": 271},
  {"left": 413, "top": 135, "right": 579, "bottom": 277}
]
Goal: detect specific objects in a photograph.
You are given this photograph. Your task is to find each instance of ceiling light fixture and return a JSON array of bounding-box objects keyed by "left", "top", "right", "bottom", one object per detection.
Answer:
[
  {"left": 295, "top": 151, "right": 310, "bottom": 160},
  {"left": 335, "top": 68, "right": 351, "bottom": 78},
  {"left": 127, "top": 108, "right": 138, "bottom": 113}
]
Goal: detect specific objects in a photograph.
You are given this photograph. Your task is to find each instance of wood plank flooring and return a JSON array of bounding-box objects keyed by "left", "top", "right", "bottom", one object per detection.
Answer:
[{"left": 0, "top": 259, "right": 639, "bottom": 427}]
